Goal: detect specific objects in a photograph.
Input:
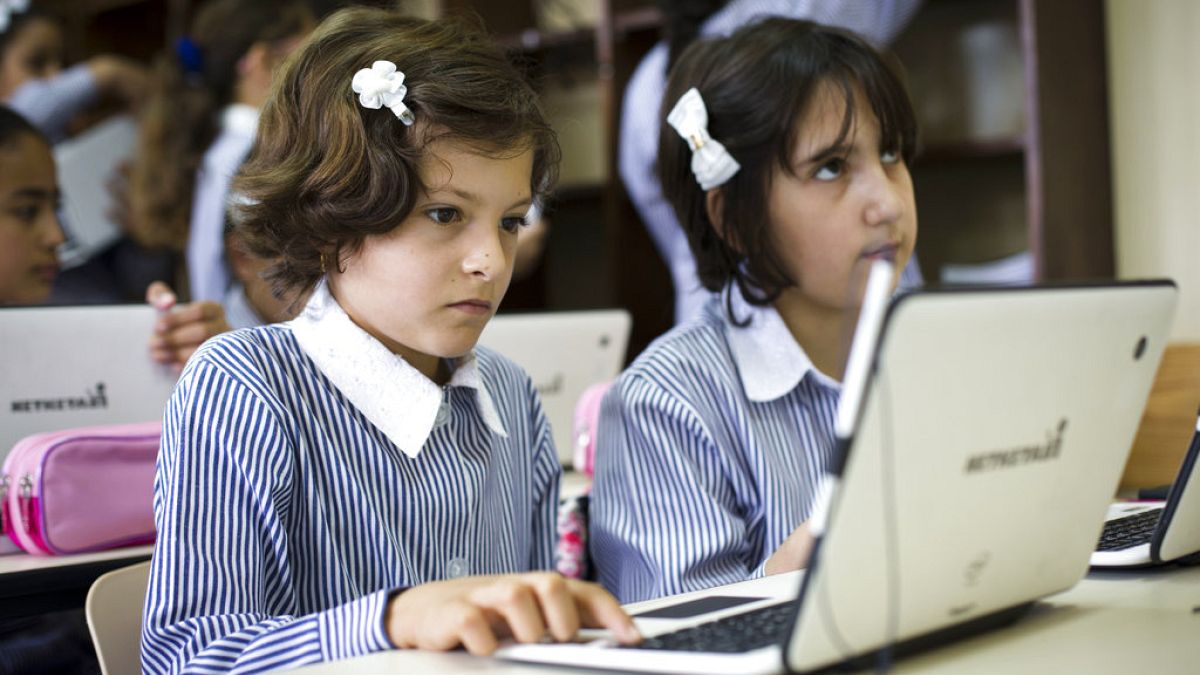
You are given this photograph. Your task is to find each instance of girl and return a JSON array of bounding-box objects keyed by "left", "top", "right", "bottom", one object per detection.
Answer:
[
  {"left": 141, "top": 9, "right": 639, "bottom": 673},
  {"left": 591, "top": 17, "right": 919, "bottom": 602},
  {"left": 0, "top": 104, "right": 63, "bottom": 304},
  {"left": 128, "top": 0, "right": 313, "bottom": 297},
  {"left": 0, "top": 1, "right": 144, "bottom": 143}
]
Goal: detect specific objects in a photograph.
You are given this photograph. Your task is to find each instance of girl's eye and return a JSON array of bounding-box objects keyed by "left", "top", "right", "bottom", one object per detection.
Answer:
[
  {"left": 881, "top": 149, "right": 900, "bottom": 164},
  {"left": 499, "top": 215, "right": 527, "bottom": 234},
  {"left": 814, "top": 158, "right": 846, "bottom": 181},
  {"left": 8, "top": 206, "right": 40, "bottom": 223},
  {"left": 426, "top": 207, "right": 460, "bottom": 225}
]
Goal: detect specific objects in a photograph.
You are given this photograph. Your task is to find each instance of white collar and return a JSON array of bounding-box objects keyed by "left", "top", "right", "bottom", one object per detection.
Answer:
[
  {"left": 221, "top": 104, "right": 260, "bottom": 139},
  {"left": 288, "top": 281, "right": 507, "bottom": 458},
  {"left": 722, "top": 285, "right": 841, "bottom": 402}
]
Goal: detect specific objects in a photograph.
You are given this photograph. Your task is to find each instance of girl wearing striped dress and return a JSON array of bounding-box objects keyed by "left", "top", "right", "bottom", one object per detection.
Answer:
[
  {"left": 591, "top": 18, "right": 920, "bottom": 602},
  {"left": 141, "top": 9, "right": 637, "bottom": 674}
]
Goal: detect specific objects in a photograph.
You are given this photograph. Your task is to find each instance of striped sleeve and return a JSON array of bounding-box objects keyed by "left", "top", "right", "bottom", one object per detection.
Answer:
[
  {"left": 590, "top": 373, "right": 761, "bottom": 603},
  {"left": 141, "top": 359, "right": 392, "bottom": 674},
  {"left": 528, "top": 385, "right": 562, "bottom": 572}
]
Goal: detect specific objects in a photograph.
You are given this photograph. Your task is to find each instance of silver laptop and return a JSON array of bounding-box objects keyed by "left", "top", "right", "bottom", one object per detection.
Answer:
[
  {"left": 53, "top": 115, "right": 137, "bottom": 269},
  {"left": 0, "top": 305, "right": 178, "bottom": 458},
  {"left": 479, "top": 309, "right": 631, "bottom": 466},
  {"left": 498, "top": 280, "right": 1176, "bottom": 674},
  {"left": 1092, "top": 410, "right": 1200, "bottom": 567}
]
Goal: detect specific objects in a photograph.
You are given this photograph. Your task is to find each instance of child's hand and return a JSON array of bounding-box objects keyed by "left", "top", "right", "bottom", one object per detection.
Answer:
[
  {"left": 384, "top": 572, "right": 641, "bottom": 655},
  {"left": 146, "top": 281, "right": 231, "bottom": 370},
  {"left": 764, "top": 520, "right": 816, "bottom": 575}
]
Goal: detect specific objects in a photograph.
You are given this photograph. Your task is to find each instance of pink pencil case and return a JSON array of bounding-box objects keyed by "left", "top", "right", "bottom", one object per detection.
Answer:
[{"left": 1, "top": 422, "right": 161, "bottom": 555}]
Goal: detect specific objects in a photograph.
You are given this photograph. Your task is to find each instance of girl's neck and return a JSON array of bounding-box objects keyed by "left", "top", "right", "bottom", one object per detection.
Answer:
[{"left": 771, "top": 289, "right": 853, "bottom": 383}]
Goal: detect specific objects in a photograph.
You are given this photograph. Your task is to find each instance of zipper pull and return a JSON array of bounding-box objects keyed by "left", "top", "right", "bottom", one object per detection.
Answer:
[
  {"left": 0, "top": 475, "right": 8, "bottom": 533},
  {"left": 18, "top": 475, "right": 33, "bottom": 533}
]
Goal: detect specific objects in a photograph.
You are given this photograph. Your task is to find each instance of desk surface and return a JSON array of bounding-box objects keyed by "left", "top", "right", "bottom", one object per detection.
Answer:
[
  {"left": 0, "top": 545, "right": 152, "bottom": 618},
  {"left": 285, "top": 565, "right": 1200, "bottom": 674}
]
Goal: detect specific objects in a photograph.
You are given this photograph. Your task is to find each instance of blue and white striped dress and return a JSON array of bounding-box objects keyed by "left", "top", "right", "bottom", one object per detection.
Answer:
[
  {"left": 141, "top": 320, "right": 560, "bottom": 673},
  {"left": 590, "top": 287, "right": 840, "bottom": 603}
]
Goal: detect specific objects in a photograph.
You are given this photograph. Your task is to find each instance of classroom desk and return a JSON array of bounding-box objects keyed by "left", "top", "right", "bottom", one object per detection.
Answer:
[
  {"left": 0, "top": 545, "right": 152, "bottom": 619},
  {"left": 285, "top": 565, "right": 1200, "bottom": 674}
]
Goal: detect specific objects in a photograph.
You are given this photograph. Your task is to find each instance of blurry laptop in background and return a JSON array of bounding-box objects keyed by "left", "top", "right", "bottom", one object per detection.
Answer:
[
  {"left": 479, "top": 309, "right": 630, "bottom": 466},
  {"left": 1092, "top": 408, "right": 1200, "bottom": 567}
]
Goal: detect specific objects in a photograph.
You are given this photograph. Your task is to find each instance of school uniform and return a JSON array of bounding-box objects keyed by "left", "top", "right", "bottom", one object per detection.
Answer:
[
  {"left": 590, "top": 285, "right": 839, "bottom": 603},
  {"left": 187, "top": 104, "right": 259, "bottom": 303},
  {"left": 7, "top": 63, "right": 98, "bottom": 143},
  {"left": 141, "top": 282, "right": 560, "bottom": 674}
]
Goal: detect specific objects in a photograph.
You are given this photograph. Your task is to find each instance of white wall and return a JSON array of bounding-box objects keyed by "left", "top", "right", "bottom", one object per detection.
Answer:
[{"left": 1106, "top": 0, "right": 1200, "bottom": 341}]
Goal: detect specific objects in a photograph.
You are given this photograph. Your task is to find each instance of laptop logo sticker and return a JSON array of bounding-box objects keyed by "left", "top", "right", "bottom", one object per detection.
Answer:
[
  {"left": 10, "top": 382, "right": 108, "bottom": 414},
  {"left": 965, "top": 418, "right": 1067, "bottom": 474}
]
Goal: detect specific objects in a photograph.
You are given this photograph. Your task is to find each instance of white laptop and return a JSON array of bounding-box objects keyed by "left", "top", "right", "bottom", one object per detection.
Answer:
[
  {"left": 0, "top": 305, "right": 178, "bottom": 458},
  {"left": 1092, "top": 410, "right": 1200, "bottom": 567},
  {"left": 53, "top": 115, "right": 138, "bottom": 268},
  {"left": 498, "top": 279, "right": 1176, "bottom": 674},
  {"left": 479, "top": 309, "right": 631, "bottom": 466}
]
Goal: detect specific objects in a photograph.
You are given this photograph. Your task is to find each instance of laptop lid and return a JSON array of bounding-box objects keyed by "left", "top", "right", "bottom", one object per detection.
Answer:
[
  {"left": 0, "top": 305, "right": 178, "bottom": 461},
  {"left": 1152, "top": 415, "right": 1200, "bottom": 563},
  {"left": 785, "top": 281, "right": 1177, "bottom": 672},
  {"left": 478, "top": 309, "right": 631, "bottom": 466},
  {"left": 53, "top": 115, "right": 137, "bottom": 269}
]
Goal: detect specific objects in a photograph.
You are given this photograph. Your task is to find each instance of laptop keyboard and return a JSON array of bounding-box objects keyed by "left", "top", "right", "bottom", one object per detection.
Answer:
[
  {"left": 1097, "top": 508, "right": 1163, "bottom": 551},
  {"left": 622, "top": 601, "right": 795, "bottom": 653}
]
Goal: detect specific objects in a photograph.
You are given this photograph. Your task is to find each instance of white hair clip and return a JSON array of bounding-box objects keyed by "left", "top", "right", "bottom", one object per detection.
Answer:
[
  {"left": 351, "top": 60, "right": 415, "bottom": 126},
  {"left": 667, "top": 87, "right": 740, "bottom": 190},
  {"left": 0, "top": 0, "right": 31, "bottom": 34}
]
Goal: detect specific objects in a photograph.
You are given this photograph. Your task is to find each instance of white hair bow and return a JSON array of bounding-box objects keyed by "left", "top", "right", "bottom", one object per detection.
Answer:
[
  {"left": 351, "top": 60, "right": 415, "bottom": 126},
  {"left": 667, "top": 87, "right": 740, "bottom": 190},
  {"left": 0, "top": 0, "right": 31, "bottom": 34}
]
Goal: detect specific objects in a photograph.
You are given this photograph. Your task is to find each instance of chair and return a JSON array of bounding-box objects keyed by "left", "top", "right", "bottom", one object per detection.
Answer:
[{"left": 85, "top": 560, "right": 151, "bottom": 675}]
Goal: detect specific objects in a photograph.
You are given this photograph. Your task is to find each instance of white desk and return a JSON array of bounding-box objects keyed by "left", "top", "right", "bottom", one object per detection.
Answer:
[
  {"left": 0, "top": 545, "right": 153, "bottom": 618},
  {"left": 285, "top": 566, "right": 1200, "bottom": 674}
]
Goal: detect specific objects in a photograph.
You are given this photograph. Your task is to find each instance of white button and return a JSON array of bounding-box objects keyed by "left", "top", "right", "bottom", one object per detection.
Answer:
[{"left": 447, "top": 557, "right": 469, "bottom": 578}]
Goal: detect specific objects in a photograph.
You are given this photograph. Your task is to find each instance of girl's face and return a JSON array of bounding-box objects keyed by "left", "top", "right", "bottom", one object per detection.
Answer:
[
  {"left": 768, "top": 81, "right": 917, "bottom": 318},
  {"left": 0, "top": 17, "right": 64, "bottom": 98},
  {"left": 328, "top": 137, "right": 533, "bottom": 381},
  {"left": 0, "top": 132, "right": 63, "bottom": 304}
]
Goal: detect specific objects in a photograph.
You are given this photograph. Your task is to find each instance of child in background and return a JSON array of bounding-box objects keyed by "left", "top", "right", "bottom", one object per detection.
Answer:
[
  {"left": 0, "top": 104, "right": 63, "bottom": 304},
  {"left": 141, "top": 9, "right": 638, "bottom": 673},
  {"left": 0, "top": 1, "right": 145, "bottom": 143},
  {"left": 128, "top": 0, "right": 313, "bottom": 299},
  {"left": 591, "top": 17, "right": 919, "bottom": 602}
]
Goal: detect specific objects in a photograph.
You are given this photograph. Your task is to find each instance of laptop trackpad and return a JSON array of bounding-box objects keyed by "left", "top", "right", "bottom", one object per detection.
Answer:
[{"left": 634, "top": 595, "right": 767, "bottom": 619}]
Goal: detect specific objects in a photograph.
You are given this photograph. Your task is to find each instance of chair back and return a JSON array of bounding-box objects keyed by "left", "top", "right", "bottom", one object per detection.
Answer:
[{"left": 85, "top": 560, "right": 151, "bottom": 675}]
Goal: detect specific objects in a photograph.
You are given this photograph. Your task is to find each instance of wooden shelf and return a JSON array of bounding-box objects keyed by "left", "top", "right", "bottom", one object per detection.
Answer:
[
  {"left": 919, "top": 136, "right": 1026, "bottom": 162},
  {"left": 614, "top": 6, "right": 663, "bottom": 37},
  {"left": 497, "top": 26, "right": 595, "bottom": 53}
]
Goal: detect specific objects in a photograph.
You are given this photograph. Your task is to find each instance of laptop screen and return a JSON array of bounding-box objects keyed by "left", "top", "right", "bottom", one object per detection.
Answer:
[
  {"left": 0, "top": 305, "right": 178, "bottom": 460},
  {"left": 479, "top": 309, "right": 631, "bottom": 466}
]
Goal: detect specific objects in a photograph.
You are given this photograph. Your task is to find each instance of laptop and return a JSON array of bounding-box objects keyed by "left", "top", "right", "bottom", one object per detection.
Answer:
[
  {"left": 53, "top": 115, "right": 138, "bottom": 269},
  {"left": 479, "top": 309, "right": 631, "bottom": 466},
  {"left": 1092, "top": 410, "right": 1200, "bottom": 567},
  {"left": 497, "top": 279, "right": 1176, "bottom": 674},
  {"left": 0, "top": 304, "right": 178, "bottom": 458}
]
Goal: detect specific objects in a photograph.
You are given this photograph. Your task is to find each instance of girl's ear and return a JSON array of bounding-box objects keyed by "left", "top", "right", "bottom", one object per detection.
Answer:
[{"left": 705, "top": 186, "right": 743, "bottom": 254}]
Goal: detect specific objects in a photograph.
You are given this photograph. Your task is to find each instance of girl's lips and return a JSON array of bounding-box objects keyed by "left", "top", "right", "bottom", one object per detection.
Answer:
[
  {"left": 448, "top": 299, "right": 492, "bottom": 316},
  {"left": 863, "top": 244, "right": 898, "bottom": 262},
  {"left": 34, "top": 264, "right": 59, "bottom": 282}
]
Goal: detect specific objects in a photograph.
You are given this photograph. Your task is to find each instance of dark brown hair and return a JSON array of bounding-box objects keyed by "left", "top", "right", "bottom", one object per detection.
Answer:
[
  {"left": 658, "top": 17, "right": 918, "bottom": 315},
  {"left": 0, "top": 105, "right": 47, "bottom": 148},
  {"left": 234, "top": 7, "right": 560, "bottom": 299},
  {"left": 128, "top": 0, "right": 312, "bottom": 251}
]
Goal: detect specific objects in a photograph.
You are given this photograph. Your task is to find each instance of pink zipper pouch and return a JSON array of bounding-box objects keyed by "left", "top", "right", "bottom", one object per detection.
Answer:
[{"left": 2, "top": 422, "right": 160, "bottom": 555}]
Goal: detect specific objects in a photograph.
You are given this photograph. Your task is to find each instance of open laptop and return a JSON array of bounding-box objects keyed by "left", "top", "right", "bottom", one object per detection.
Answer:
[
  {"left": 1092, "top": 410, "right": 1200, "bottom": 567},
  {"left": 0, "top": 305, "right": 178, "bottom": 458},
  {"left": 53, "top": 115, "right": 138, "bottom": 269},
  {"left": 479, "top": 309, "right": 631, "bottom": 466},
  {"left": 498, "top": 279, "right": 1176, "bottom": 674}
]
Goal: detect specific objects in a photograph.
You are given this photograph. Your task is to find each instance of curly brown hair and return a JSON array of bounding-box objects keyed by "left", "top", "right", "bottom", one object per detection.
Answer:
[{"left": 234, "top": 7, "right": 560, "bottom": 300}]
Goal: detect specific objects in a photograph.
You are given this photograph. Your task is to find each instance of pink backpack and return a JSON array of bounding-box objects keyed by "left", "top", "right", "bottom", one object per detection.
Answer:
[{"left": 1, "top": 422, "right": 161, "bottom": 555}]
